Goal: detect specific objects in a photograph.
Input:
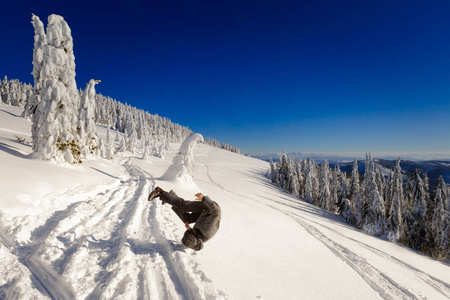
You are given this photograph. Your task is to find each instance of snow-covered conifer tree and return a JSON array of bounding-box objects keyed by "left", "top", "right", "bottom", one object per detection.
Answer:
[
  {"left": 129, "top": 128, "right": 138, "bottom": 154},
  {"left": 402, "top": 169, "right": 428, "bottom": 250},
  {"left": 337, "top": 169, "right": 349, "bottom": 214},
  {"left": 297, "top": 158, "right": 305, "bottom": 198},
  {"left": 305, "top": 158, "right": 318, "bottom": 204},
  {"left": 375, "top": 165, "right": 386, "bottom": 202},
  {"left": 341, "top": 197, "right": 357, "bottom": 226},
  {"left": 278, "top": 153, "right": 289, "bottom": 190},
  {"left": 319, "top": 160, "right": 333, "bottom": 211},
  {"left": 349, "top": 158, "right": 364, "bottom": 227},
  {"left": 423, "top": 171, "right": 434, "bottom": 252},
  {"left": 1, "top": 76, "right": 11, "bottom": 104},
  {"left": 141, "top": 144, "right": 152, "bottom": 161},
  {"left": 431, "top": 176, "right": 449, "bottom": 259},
  {"left": 32, "top": 14, "right": 82, "bottom": 163},
  {"left": 269, "top": 158, "right": 277, "bottom": 184},
  {"left": 362, "top": 153, "right": 385, "bottom": 236},
  {"left": 286, "top": 157, "right": 299, "bottom": 195},
  {"left": 119, "top": 135, "right": 126, "bottom": 152},
  {"left": 386, "top": 158, "right": 403, "bottom": 241},
  {"left": 349, "top": 158, "right": 360, "bottom": 200}
]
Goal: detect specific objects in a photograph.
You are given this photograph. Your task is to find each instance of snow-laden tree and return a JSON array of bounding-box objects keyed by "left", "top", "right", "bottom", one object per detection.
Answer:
[
  {"left": 349, "top": 158, "right": 360, "bottom": 201},
  {"left": 268, "top": 158, "right": 277, "bottom": 185},
  {"left": 423, "top": 171, "right": 435, "bottom": 253},
  {"left": 0, "top": 76, "right": 6, "bottom": 103},
  {"left": 337, "top": 168, "right": 349, "bottom": 215},
  {"left": 362, "top": 153, "right": 385, "bottom": 236},
  {"left": 0, "top": 78, "right": 31, "bottom": 108},
  {"left": 375, "top": 165, "right": 386, "bottom": 202},
  {"left": 1, "top": 76, "right": 11, "bottom": 104},
  {"left": 141, "top": 144, "right": 152, "bottom": 161},
  {"left": 128, "top": 127, "right": 138, "bottom": 154},
  {"left": 431, "top": 176, "right": 449, "bottom": 259},
  {"left": 341, "top": 197, "right": 357, "bottom": 226},
  {"left": 319, "top": 160, "right": 333, "bottom": 211},
  {"left": 386, "top": 158, "right": 404, "bottom": 241},
  {"left": 402, "top": 169, "right": 428, "bottom": 250},
  {"left": 277, "top": 152, "right": 289, "bottom": 190},
  {"left": 350, "top": 158, "right": 364, "bottom": 228},
  {"left": 297, "top": 158, "right": 305, "bottom": 198},
  {"left": 119, "top": 135, "right": 126, "bottom": 152},
  {"left": 331, "top": 166, "right": 341, "bottom": 212},
  {"left": 32, "top": 14, "right": 82, "bottom": 163},
  {"left": 79, "top": 79, "right": 100, "bottom": 157},
  {"left": 286, "top": 157, "right": 299, "bottom": 195},
  {"left": 305, "top": 158, "right": 319, "bottom": 204}
]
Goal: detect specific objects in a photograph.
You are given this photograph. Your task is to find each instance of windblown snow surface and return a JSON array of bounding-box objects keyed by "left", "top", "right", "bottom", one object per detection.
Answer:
[{"left": 1, "top": 103, "right": 449, "bottom": 300}]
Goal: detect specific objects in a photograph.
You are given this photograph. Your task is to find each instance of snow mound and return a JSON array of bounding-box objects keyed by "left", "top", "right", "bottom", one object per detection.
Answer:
[{"left": 160, "top": 133, "right": 203, "bottom": 187}]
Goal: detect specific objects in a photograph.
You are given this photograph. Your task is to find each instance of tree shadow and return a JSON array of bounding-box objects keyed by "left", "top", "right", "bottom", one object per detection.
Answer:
[
  {"left": 0, "top": 141, "right": 31, "bottom": 159},
  {"left": 0, "top": 108, "right": 22, "bottom": 118},
  {"left": 90, "top": 167, "right": 120, "bottom": 180}
]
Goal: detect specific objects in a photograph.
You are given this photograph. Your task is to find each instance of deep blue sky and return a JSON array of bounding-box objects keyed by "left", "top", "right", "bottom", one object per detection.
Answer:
[{"left": 1, "top": 0, "right": 450, "bottom": 154}]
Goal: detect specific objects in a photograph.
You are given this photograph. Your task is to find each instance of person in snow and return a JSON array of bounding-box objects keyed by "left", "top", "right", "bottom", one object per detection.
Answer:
[{"left": 148, "top": 187, "right": 221, "bottom": 251}]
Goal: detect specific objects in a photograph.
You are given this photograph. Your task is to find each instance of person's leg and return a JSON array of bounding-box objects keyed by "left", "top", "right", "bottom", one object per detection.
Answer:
[
  {"left": 160, "top": 191, "right": 204, "bottom": 214},
  {"left": 171, "top": 206, "right": 201, "bottom": 224}
]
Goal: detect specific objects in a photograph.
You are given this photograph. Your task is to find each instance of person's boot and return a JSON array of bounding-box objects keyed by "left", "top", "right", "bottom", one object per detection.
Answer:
[{"left": 148, "top": 187, "right": 163, "bottom": 201}]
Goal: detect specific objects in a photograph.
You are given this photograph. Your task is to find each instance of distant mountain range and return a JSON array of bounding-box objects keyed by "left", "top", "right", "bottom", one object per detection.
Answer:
[
  {"left": 336, "top": 159, "right": 450, "bottom": 189},
  {"left": 250, "top": 152, "right": 450, "bottom": 163},
  {"left": 250, "top": 152, "right": 450, "bottom": 189}
]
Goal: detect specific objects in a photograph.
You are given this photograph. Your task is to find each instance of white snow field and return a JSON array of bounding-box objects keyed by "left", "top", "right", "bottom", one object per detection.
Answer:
[{"left": 1, "top": 102, "right": 450, "bottom": 299}]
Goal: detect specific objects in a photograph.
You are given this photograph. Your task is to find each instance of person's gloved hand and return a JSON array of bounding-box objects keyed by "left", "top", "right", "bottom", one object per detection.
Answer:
[{"left": 195, "top": 193, "right": 204, "bottom": 201}]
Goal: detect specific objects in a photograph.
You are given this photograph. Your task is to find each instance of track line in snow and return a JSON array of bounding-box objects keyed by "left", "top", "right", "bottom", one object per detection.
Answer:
[
  {"left": 202, "top": 163, "right": 225, "bottom": 191},
  {"left": 286, "top": 212, "right": 420, "bottom": 299},
  {"left": 294, "top": 213, "right": 450, "bottom": 299}
]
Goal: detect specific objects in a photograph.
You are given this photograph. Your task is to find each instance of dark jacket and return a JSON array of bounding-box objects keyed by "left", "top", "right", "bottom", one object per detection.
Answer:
[{"left": 194, "top": 196, "right": 221, "bottom": 242}]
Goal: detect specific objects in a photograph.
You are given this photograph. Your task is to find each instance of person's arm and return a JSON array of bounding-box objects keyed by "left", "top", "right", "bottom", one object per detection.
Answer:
[{"left": 195, "top": 192, "right": 215, "bottom": 208}]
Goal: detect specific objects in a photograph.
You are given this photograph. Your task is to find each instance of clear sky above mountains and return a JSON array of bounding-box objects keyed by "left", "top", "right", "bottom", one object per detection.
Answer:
[{"left": 1, "top": 0, "right": 450, "bottom": 154}]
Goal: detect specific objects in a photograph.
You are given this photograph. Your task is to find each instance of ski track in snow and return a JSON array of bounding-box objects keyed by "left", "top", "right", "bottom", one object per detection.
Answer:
[
  {"left": 264, "top": 203, "right": 450, "bottom": 300},
  {"left": 295, "top": 213, "right": 450, "bottom": 299},
  {"left": 267, "top": 202, "right": 450, "bottom": 300},
  {"left": 0, "top": 159, "right": 226, "bottom": 300},
  {"left": 201, "top": 162, "right": 450, "bottom": 300}
]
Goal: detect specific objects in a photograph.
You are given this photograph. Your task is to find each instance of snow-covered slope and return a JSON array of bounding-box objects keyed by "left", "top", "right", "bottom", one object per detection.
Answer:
[{"left": 1, "top": 103, "right": 449, "bottom": 299}]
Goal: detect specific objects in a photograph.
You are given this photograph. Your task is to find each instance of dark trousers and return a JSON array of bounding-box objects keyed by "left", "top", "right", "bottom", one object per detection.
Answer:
[{"left": 160, "top": 191, "right": 204, "bottom": 224}]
